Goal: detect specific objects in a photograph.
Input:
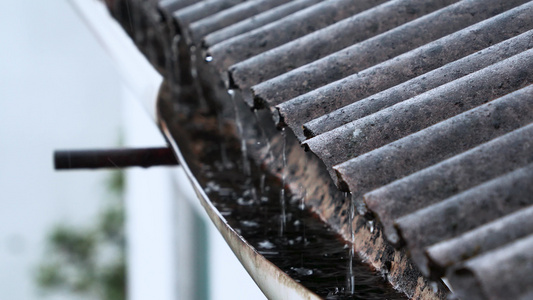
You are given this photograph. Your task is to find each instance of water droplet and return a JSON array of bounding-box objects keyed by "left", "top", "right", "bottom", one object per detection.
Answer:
[
  {"left": 291, "top": 267, "right": 314, "bottom": 276},
  {"left": 258, "top": 240, "right": 275, "bottom": 249},
  {"left": 388, "top": 232, "right": 400, "bottom": 244},
  {"left": 367, "top": 220, "right": 375, "bottom": 234},
  {"left": 353, "top": 128, "right": 362, "bottom": 138},
  {"left": 299, "top": 201, "right": 305, "bottom": 211},
  {"left": 241, "top": 220, "right": 259, "bottom": 228},
  {"left": 356, "top": 199, "right": 368, "bottom": 215},
  {"left": 431, "top": 281, "right": 438, "bottom": 293},
  {"left": 237, "top": 197, "right": 254, "bottom": 206},
  {"left": 205, "top": 181, "right": 220, "bottom": 193}
]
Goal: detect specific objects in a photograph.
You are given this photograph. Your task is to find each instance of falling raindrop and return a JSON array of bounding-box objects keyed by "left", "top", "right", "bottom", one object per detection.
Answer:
[
  {"left": 279, "top": 128, "right": 287, "bottom": 236},
  {"left": 347, "top": 192, "right": 355, "bottom": 295},
  {"left": 367, "top": 220, "right": 375, "bottom": 234}
]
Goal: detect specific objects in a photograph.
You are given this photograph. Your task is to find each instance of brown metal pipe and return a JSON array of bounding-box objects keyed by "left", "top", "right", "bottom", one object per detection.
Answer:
[{"left": 54, "top": 147, "right": 179, "bottom": 170}]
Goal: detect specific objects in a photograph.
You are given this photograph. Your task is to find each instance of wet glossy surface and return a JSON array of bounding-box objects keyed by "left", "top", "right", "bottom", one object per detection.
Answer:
[
  {"left": 160, "top": 101, "right": 405, "bottom": 299},
  {"left": 203, "top": 161, "right": 407, "bottom": 299}
]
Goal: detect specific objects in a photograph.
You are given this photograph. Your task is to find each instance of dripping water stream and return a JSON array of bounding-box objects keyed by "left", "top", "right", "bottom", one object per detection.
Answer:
[
  {"left": 348, "top": 192, "right": 355, "bottom": 295},
  {"left": 253, "top": 109, "right": 276, "bottom": 165},
  {"left": 280, "top": 127, "right": 287, "bottom": 236},
  {"left": 217, "top": 113, "right": 232, "bottom": 169},
  {"left": 228, "top": 89, "right": 251, "bottom": 177}
]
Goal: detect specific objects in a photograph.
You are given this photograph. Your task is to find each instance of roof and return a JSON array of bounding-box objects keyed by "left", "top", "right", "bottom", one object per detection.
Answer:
[{"left": 109, "top": 0, "right": 533, "bottom": 298}]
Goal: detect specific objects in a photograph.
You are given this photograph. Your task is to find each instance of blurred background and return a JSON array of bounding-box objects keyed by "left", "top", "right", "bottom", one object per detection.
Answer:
[{"left": 0, "top": 1, "right": 265, "bottom": 299}]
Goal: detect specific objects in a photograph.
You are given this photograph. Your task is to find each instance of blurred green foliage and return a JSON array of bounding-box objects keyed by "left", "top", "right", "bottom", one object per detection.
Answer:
[{"left": 36, "top": 171, "right": 126, "bottom": 300}]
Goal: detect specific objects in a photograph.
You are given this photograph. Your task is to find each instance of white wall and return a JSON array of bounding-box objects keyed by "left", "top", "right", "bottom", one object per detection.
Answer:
[{"left": 0, "top": 1, "right": 122, "bottom": 299}]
